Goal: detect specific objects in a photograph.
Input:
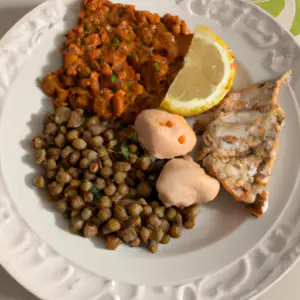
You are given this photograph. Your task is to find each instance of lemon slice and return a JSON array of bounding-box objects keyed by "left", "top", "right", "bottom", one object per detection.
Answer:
[{"left": 160, "top": 25, "right": 236, "bottom": 116}]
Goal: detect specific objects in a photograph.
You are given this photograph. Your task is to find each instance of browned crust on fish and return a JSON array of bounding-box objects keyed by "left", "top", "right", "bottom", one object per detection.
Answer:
[{"left": 197, "top": 71, "right": 291, "bottom": 217}]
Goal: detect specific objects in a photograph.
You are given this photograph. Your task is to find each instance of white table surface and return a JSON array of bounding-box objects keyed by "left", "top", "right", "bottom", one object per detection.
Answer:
[{"left": 1, "top": 1, "right": 300, "bottom": 299}]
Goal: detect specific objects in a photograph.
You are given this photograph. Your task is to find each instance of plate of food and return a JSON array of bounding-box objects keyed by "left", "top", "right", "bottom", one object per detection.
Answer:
[{"left": 0, "top": 0, "right": 300, "bottom": 299}]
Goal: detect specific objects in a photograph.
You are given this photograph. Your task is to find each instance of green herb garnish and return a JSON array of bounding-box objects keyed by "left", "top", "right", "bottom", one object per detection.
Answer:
[
  {"left": 91, "top": 187, "right": 102, "bottom": 201},
  {"left": 153, "top": 62, "right": 160, "bottom": 72},
  {"left": 36, "top": 78, "right": 42, "bottom": 88},
  {"left": 125, "top": 80, "right": 133, "bottom": 90},
  {"left": 110, "top": 74, "right": 117, "bottom": 83},
  {"left": 112, "top": 38, "right": 121, "bottom": 49},
  {"left": 120, "top": 142, "right": 130, "bottom": 160},
  {"left": 84, "top": 23, "right": 92, "bottom": 32},
  {"left": 115, "top": 141, "right": 130, "bottom": 160}
]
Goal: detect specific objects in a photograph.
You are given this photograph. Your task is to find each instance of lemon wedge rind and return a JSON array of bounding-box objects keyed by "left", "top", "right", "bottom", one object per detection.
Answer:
[{"left": 160, "top": 25, "right": 236, "bottom": 116}]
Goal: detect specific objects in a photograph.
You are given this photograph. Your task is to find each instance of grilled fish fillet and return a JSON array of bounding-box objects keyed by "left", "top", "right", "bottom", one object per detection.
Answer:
[{"left": 197, "top": 71, "right": 291, "bottom": 216}]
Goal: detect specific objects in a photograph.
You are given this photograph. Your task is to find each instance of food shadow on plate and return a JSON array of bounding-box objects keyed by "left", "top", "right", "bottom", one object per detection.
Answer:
[
  {"left": 40, "top": 34, "right": 65, "bottom": 80},
  {"left": 90, "top": 234, "right": 106, "bottom": 249},
  {"left": 189, "top": 189, "right": 249, "bottom": 251},
  {"left": 20, "top": 97, "right": 70, "bottom": 235},
  {"left": 0, "top": 267, "right": 38, "bottom": 300}
]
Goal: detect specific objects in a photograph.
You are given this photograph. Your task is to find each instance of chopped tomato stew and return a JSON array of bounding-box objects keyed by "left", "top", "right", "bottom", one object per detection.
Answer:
[{"left": 42, "top": 0, "right": 193, "bottom": 122}]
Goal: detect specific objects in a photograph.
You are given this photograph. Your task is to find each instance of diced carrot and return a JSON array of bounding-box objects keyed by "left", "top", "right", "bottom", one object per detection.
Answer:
[
  {"left": 84, "top": 33, "right": 102, "bottom": 47},
  {"left": 159, "top": 120, "right": 174, "bottom": 128},
  {"left": 75, "top": 96, "right": 90, "bottom": 108},
  {"left": 101, "top": 30, "right": 110, "bottom": 44},
  {"left": 166, "top": 120, "right": 174, "bottom": 127},
  {"left": 113, "top": 90, "right": 125, "bottom": 116},
  {"left": 178, "top": 135, "right": 186, "bottom": 144},
  {"left": 78, "top": 10, "right": 85, "bottom": 19},
  {"left": 100, "top": 62, "right": 113, "bottom": 77},
  {"left": 42, "top": 73, "right": 62, "bottom": 97},
  {"left": 64, "top": 54, "right": 79, "bottom": 68},
  {"left": 93, "top": 95, "right": 107, "bottom": 115},
  {"left": 113, "top": 97, "right": 124, "bottom": 117},
  {"left": 56, "top": 88, "right": 69, "bottom": 103},
  {"left": 103, "top": 88, "right": 114, "bottom": 101},
  {"left": 134, "top": 84, "right": 144, "bottom": 96},
  {"left": 90, "top": 72, "right": 101, "bottom": 96},
  {"left": 78, "top": 78, "right": 91, "bottom": 88}
]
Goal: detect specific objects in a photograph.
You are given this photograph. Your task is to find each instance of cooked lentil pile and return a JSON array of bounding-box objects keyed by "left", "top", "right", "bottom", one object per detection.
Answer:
[
  {"left": 42, "top": 0, "right": 193, "bottom": 122},
  {"left": 32, "top": 107, "right": 200, "bottom": 252}
]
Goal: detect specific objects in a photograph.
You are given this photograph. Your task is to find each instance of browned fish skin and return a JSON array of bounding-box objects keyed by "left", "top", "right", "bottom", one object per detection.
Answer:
[{"left": 197, "top": 71, "right": 291, "bottom": 216}]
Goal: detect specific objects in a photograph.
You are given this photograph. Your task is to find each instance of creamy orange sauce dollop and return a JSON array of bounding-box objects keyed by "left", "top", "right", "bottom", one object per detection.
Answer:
[
  {"left": 156, "top": 158, "right": 220, "bottom": 207},
  {"left": 134, "top": 109, "right": 197, "bottom": 159}
]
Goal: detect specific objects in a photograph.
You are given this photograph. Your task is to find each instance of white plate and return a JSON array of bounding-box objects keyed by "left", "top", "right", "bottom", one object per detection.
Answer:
[{"left": 0, "top": 0, "right": 300, "bottom": 299}]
